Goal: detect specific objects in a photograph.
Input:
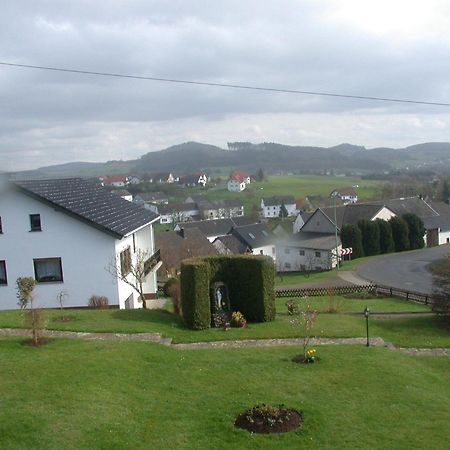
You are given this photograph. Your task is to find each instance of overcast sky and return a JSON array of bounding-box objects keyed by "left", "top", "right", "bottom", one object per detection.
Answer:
[{"left": 1, "top": 0, "right": 450, "bottom": 170}]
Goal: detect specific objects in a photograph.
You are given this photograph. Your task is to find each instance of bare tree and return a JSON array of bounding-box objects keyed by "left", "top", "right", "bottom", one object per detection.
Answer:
[
  {"left": 57, "top": 290, "right": 69, "bottom": 321},
  {"left": 107, "top": 248, "right": 151, "bottom": 309},
  {"left": 290, "top": 298, "right": 318, "bottom": 358}
]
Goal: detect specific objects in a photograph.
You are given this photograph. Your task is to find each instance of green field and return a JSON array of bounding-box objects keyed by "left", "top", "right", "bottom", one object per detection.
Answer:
[
  {"left": 0, "top": 296, "right": 447, "bottom": 348},
  {"left": 154, "top": 174, "right": 383, "bottom": 223},
  {"left": 0, "top": 339, "right": 449, "bottom": 449},
  {"left": 1, "top": 294, "right": 449, "bottom": 449}
]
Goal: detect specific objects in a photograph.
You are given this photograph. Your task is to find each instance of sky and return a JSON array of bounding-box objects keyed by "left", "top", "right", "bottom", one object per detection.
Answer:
[{"left": 1, "top": 0, "right": 450, "bottom": 171}]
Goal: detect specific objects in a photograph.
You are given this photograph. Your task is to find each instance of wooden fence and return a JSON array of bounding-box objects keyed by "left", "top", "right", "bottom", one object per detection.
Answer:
[
  {"left": 275, "top": 283, "right": 442, "bottom": 305},
  {"left": 275, "top": 284, "right": 377, "bottom": 298}
]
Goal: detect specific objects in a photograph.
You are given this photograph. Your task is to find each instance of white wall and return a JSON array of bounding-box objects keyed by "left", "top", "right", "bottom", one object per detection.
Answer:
[
  {"left": 252, "top": 245, "right": 276, "bottom": 261},
  {"left": 439, "top": 230, "right": 450, "bottom": 245},
  {"left": 0, "top": 188, "right": 119, "bottom": 310},
  {"left": 276, "top": 244, "right": 339, "bottom": 272},
  {"left": 373, "top": 207, "right": 396, "bottom": 221}
]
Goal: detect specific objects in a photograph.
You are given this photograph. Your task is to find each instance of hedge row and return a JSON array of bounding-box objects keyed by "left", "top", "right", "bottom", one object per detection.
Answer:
[{"left": 181, "top": 255, "right": 275, "bottom": 330}]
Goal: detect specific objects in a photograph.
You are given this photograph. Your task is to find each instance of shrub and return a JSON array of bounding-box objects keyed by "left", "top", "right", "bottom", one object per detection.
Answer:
[
  {"left": 88, "top": 295, "right": 109, "bottom": 309},
  {"left": 165, "top": 278, "right": 181, "bottom": 315},
  {"left": 340, "top": 224, "right": 364, "bottom": 259},
  {"left": 402, "top": 213, "right": 425, "bottom": 250},
  {"left": 285, "top": 299, "right": 299, "bottom": 316},
  {"left": 16, "top": 277, "right": 36, "bottom": 309},
  {"left": 357, "top": 219, "right": 380, "bottom": 256},
  {"left": 390, "top": 216, "right": 410, "bottom": 252},
  {"left": 180, "top": 255, "right": 275, "bottom": 330},
  {"left": 375, "top": 219, "right": 395, "bottom": 254},
  {"left": 180, "top": 259, "right": 211, "bottom": 329},
  {"left": 24, "top": 309, "right": 48, "bottom": 343},
  {"left": 231, "top": 311, "right": 247, "bottom": 328}
]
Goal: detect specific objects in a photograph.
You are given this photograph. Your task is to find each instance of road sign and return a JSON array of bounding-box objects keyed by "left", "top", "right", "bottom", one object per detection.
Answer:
[{"left": 341, "top": 247, "right": 353, "bottom": 256}]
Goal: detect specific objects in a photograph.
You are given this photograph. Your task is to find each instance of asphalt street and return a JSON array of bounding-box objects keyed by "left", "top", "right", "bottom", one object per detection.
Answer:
[{"left": 356, "top": 245, "right": 450, "bottom": 295}]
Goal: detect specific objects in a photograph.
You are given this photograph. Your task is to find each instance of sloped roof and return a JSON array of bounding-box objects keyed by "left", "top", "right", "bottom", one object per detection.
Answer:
[
  {"left": 231, "top": 223, "right": 275, "bottom": 249},
  {"left": 156, "top": 227, "right": 218, "bottom": 272},
  {"left": 372, "top": 197, "right": 438, "bottom": 219},
  {"left": 137, "top": 191, "right": 168, "bottom": 202},
  {"left": 158, "top": 203, "right": 199, "bottom": 214},
  {"left": 284, "top": 231, "right": 341, "bottom": 251},
  {"left": 13, "top": 178, "right": 159, "bottom": 238},
  {"left": 176, "top": 217, "right": 256, "bottom": 237},
  {"left": 262, "top": 195, "right": 296, "bottom": 207},
  {"left": 214, "top": 235, "right": 250, "bottom": 254},
  {"left": 425, "top": 202, "right": 450, "bottom": 231},
  {"left": 318, "top": 203, "right": 388, "bottom": 229},
  {"left": 332, "top": 187, "right": 357, "bottom": 196}
]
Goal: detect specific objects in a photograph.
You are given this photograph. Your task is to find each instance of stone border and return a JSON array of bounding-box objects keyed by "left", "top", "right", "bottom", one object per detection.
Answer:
[{"left": 0, "top": 328, "right": 448, "bottom": 356}]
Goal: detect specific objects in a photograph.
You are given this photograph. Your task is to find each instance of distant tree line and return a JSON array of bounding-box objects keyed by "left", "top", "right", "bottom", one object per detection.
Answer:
[{"left": 340, "top": 213, "right": 425, "bottom": 259}]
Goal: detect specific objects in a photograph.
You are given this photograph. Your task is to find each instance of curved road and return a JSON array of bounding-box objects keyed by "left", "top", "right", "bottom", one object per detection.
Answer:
[{"left": 355, "top": 245, "right": 450, "bottom": 295}]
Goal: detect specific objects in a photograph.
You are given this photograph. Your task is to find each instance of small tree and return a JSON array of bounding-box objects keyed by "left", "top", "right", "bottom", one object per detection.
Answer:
[
  {"left": 16, "top": 277, "right": 46, "bottom": 345},
  {"left": 357, "top": 219, "right": 380, "bottom": 256},
  {"left": 340, "top": 224, "right": 364, "bottom": 259},
  {"left": 390, "top": 217, "right": 410, "bottom": 252},
  {"left": 163, "top": 278, "right": 181, "bottom": 315},
  {"left": 279, "top": 201, "right": 289, "bottom": 219},
  {"left": 290, "top": 298, "right": 318, "bottom": 358},
  {"left": 255, "top": 168, "right": 265, "bottom": 182},
  {"left": 375, "top": 219, "right": 395, "bottom": 254},
  {"left": 402, "top": 213, "right": 425, "bottom": 250},
  {"left": 107, "top": 248, "right": 152, "bottom": 309},
  {"left": 56, "top": 290, "right": 69, "bottom": 321}
]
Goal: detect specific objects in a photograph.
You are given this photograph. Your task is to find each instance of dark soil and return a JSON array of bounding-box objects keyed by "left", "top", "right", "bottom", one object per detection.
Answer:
[
  {"left": 292, "top": 355, "right": 319, "bottom": 364},
  {"left": 235, "top": 405, "right": 302, "bottom": 434},
  {"left": 21, "top": 338, "right": 52, "bottom": 347}
]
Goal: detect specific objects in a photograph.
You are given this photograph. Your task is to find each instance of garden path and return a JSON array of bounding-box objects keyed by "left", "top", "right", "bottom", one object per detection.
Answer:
[{"left": 0, "top": 328, "right": 448, "bottom": 356}]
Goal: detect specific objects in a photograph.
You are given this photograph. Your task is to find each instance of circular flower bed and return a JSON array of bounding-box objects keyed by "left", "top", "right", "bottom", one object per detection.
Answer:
[
  {"left": 292, "top": 348, "right": 318, "bottom": 364},
  {"left": 234, "top": 404, "right": 302, "bottom": 434}
]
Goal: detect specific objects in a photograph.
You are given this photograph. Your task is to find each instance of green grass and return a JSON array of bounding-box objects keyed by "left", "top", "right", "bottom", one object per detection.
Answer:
[
  {"left": 152, "top": 174, "right": 383, "bottom": 226},
  {"left": 0, "top": 296, "right": 447, "bottom": 348},
  {"left": 0, "top": 338, "right": 449, "bottom": 449}
]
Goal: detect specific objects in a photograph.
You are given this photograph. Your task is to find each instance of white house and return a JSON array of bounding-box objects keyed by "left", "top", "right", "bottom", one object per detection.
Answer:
[
  {"left": 227, "top": 179, "right": 246, "bottom": 192},
  {"left": 230, "top": 223, "right": 276, "bottom": 261},
  {"left": 0, "top": 177, "right": 161, "bottom": 310},
  {"left": 331, "top": 187, "right": 358, "bottom": 204},
  {"left": 276, "top": 232, "right": 341, "bottom": 272},
  {"left": 158, "top": 203, "right": 200, "bottom": 224},
  {"left": 99, "top": 175, "right": 130, "bottom": 187},
  {"left": 261, "top": 196, "right": 297, "bottom": 218}
]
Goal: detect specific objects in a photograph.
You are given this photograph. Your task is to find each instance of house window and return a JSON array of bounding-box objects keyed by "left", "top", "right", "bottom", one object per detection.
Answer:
[
  {"left": 284, "top": 248, "right": 290, "bottom": 254},
  {"left": 120, "top": 247, "right": 132, "bottom": 276},
  {"left": 0, "top": 261, "right": 7, "bottom": 285},
  {"left": 315, "top": 251, "right": 321, "bottom": 258},
  {"left": 30, "top": 214, "right": 42, "bottom": 231},
  {"left": 299, "top": 250, "right": 305, "bottom": 256},
  {"left": 284, "top": 262, "right": 291, "bottom": 269},
  {"left": 300, "top": 264, "right": 306, "bottom": 271},
  {"left": 33, "top": 258, "right": 63, "bottom": 283},
  {"left": 259, "top": 250, "right": 264, "bottom": 255}
]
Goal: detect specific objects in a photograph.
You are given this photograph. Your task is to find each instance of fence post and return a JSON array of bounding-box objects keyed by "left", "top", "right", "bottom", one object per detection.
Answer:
[
  {"left": 425, "top": 295, "right": 428, "bottom": 305},
  {"left": 390, "top": 287, "right": 392, "bottom": 297},
  {"left": 406, "top": 292, "right": 409, "bottom": 300}
]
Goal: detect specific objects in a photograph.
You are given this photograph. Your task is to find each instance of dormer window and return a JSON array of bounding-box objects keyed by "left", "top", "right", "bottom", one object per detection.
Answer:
[{"left": 30, "top": 214, "right": 42, "bottom": 231}]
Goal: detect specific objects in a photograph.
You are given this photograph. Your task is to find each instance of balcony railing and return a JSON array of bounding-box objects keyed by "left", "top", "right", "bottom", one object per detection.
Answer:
[{"left": 144, "top": 249, "right": 161, "bottom": 275}]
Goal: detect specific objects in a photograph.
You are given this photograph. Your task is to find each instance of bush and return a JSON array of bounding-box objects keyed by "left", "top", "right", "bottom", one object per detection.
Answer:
[
  {"left": 402, "top": 213, "right": 425, "bottom": 250},
  {"left": 357, "top": 219, "right": 380, "bottom": 256},
  {"left": 340, "top": 224, "right": 364, "bottom": 259},
  {"left": 375, "top": 219, "right": 395, "bottom": 254},
  {"left": 88, "top": 295, "right": 109, "bottom": 309},
  {"left": 390, "top": 217, "right": 410, "bottom": 252},
  {"left": 180, "top": 255, "right": 276, "bottom": 330},
  {"left": 164, "top": 278, "right": 181, "bottom": 315}
]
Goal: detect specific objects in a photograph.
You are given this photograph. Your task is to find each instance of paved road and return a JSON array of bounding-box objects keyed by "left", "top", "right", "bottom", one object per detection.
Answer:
[{"left": 356, "top": 245, "right": 450, "bottom": 294}]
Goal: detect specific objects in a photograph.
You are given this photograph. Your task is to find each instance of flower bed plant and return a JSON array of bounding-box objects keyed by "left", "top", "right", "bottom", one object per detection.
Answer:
[{"left": 234, "top": 404, "right": 302, "bottom": 434}]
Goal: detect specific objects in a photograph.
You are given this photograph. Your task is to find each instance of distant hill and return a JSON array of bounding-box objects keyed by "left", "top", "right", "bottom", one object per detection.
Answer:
[{"left": 14, "top": 141, "right": 450, "bottom": 178}]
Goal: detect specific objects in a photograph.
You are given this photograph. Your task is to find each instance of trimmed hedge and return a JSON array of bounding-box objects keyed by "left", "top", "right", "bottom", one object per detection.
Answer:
[{"left": 181, "top": 255, "right": 275, "bottom": 329}]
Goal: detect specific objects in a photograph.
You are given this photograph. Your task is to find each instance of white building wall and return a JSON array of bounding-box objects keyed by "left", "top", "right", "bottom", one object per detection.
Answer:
[
  {"left": 227, "top": 180, "right": 245, "bottom": 192},
  {"left": 0, "top": 189, "right": 119, "bottom": 310},
  {"left": 276, "top": 244, "right": 340, "bottom": 272},
  {"left": 373, "top": 207, "right": 396, "bottom": 221},
  {"left": 252, "top": 245, "right": 276, "bottom": 261},
  {"left": 439, "top": 230, "right": 450, "bottom": 245}
]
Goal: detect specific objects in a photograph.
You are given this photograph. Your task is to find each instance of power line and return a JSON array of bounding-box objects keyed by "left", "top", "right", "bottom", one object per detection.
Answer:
[{"left": 1, "top": 60, "right": 450, "bottom": 107}]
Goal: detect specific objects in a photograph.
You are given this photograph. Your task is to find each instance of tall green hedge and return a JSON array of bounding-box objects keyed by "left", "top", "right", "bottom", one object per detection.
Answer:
[
  {"left": 180, "top": 259, "right": 210, "bottom": 330},
  {"left": 180, "top": 255, "right": 275, "bottom": 329}
]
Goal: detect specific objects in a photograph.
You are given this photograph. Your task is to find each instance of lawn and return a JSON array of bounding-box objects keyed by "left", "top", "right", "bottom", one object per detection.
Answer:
[
  {"left": 0, "top": 296, "right": 447, "bottom": 348},
  {"left": 0, "top": 338, "right": 449, "bottom": 449}
]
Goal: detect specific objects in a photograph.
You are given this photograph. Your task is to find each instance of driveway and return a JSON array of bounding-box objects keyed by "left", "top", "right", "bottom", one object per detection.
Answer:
[{"left": 356, "top": 245, "right": 450, "bottom": 295}]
